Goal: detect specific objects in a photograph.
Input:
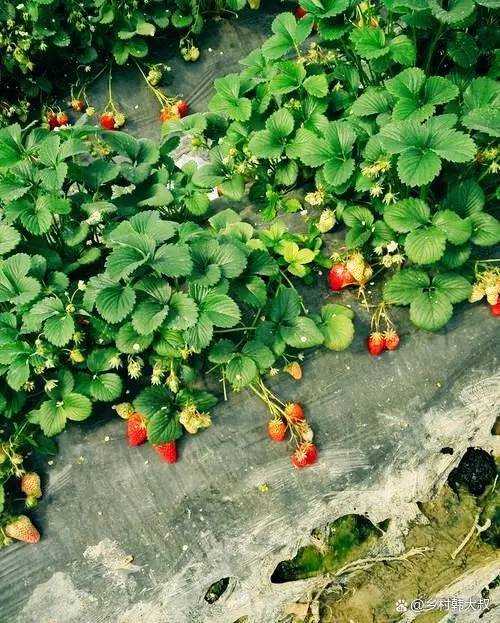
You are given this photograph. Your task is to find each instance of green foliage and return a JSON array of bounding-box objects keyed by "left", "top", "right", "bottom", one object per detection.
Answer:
[
  {"left": 0, "top": 0, "right": 256, "bottom": 125},
  {"left": 0, "top": 122, "right": 354, "bottom": 517},
  {"left": 175, "top": 2, "right": 499, "bottom": 331}
]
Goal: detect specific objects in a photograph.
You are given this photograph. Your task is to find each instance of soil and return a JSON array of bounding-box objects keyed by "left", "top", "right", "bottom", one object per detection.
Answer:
[{"left": 280, "top": 451, "right": 499, "bottom": 623}]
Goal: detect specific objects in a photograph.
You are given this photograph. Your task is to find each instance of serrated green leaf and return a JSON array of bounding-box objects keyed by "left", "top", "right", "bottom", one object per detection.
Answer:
[
  {"left": 270, "top": 61, "right": 306, "bottom": 94},
  {"left": 430, "top": 128, "right": 476, "bottom": 163},
  {"left": 6, "top": 357, "right": 29, "bottom": 391},
  {"left": 134, "top": 386, "right": 172, "bottom": 419},
  {"left": 470, "top": 213, "right": 500, "bottom": 246},
  {"left": 152, "top": 243, "right": 192, "bottom": 277},
  {"left": 96, "top": 285, "right": 136, "bottom": 324},
  {"left": 409, "top": 290, "right": 453, "bottom": 331},
  {"left": 208, "top": 339, "right": 236, "bottom": 364},
  {"left": 105, "top": 246, "right": 151, "bottom": 280},
  {"left": 300, "top": 0, "right": 349, "bottom": 18},
  {"left": 184, "top": 313, "right": 214, "bottom": 351},
  {"left": 164, "top": 292, "right": 198, "bottom": 330},
  {"left": 351, "top": 88, "right": 394, "bottom": 117},
  {"left": 383, "top": 268, "right": 430, "bottom": 304},
  {"left": 44, "top": 313, "right": 75, "bottom": 347},
  {"left": 0, "top": 224, "right": 21, "bottom": 255},
  {"left": 270, "top": 288, "right": 301, "bottom": 323},
  {"left": 90, "top": 373, "right": 123, "bottom": 402},
  {"left": 303, "top": 74, "right": 329, "bottom": 97},
  {"left": 215, "top": 243, "right": 247, "bottom": 279},
  {"left": 384, "top": 198, "right": 430, "bottom": 232},
  {"left": 209, "top": 74, "right": 252, "bottom": 121},
  {"left": 428, "top": 0, "right": 475, "bottom": 24},
  {"left": 148, "top": 409, "right": 182, "bottom": 444},
  {"left": 432, "top": 210, "right": 472, "bottom": 245},
  {"left": 389, "top": 35, "right": 416, "bottom": 66},
  {"left": 38, "top": 400, "right": 66, "bottom": 436},
  {"left": 397, "top": 148, "right": 442, "bottom": 186},
  {"left": 444, "top": 180, "right": 484, "bottom": 216},
  {"left": 320, "top": 305, "right": 355, "bottom": 350},
  {"left": 226, "top": 354, "right": 259, "bottom": 388},
  {"left": 132, "top": 300, "right": 169, "bottom": 335},
  {"left": 433, "top": 273, "right": 472, "bottom": 303},
  {"left": 242, "top": 340, "right": 275, "bottom": 372},
  {"left": 404, "top": 226, "right": 447, "bottom": 264},
  {"left": 462, "top": 108, "right": 500, "bottom": 138},
  {"left": 441, "top": 244, "right": 471, "bottom": 269},
  {"left": 116, "top": 322, "right": 153, "bottom": 354},
  {"left": 262, "top": 12, "right": 314, "bottom": 60},
  {"left": 351, "top": 27, "right": 389, "bottom": 60},
  {"left": 281, "top": 316, "right": 324, "bottom": 348},
  {"left": 203, "top": 293, "right": 241, "bottom": 328},
  {"left": 233, "top": 275, "right": 268, "bottom": 308},
  {"left": 448, "top": 32, "right": 479, "bottom": 68}
]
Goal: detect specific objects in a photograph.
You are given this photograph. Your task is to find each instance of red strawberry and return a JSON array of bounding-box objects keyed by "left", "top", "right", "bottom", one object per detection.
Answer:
[
  {"left": 267, "top": 418, "right": 287, "bottom": 442},
  {"left": 21, "top": 472, "right": 42, "bottom": 499},
  {"left": 47, "top": 112, "right": 59, "bottom": 130},
  {"left": 304, "top": 442, "right": 318, "bottom": 465},
  {"left": 56, "top": 111, "right": 69, "bottom": 126},
  {"left": 367, "top": 332, "right": 385, "bottom": 356},
  {"left": 153, "top": 441, "right": 177, "bottom": 463},
  {"left": 127, "top": 412, "right": 147, "bottom": 447},
  {"left": 328, "top": 263, "right": 357, "bottom": 291},
  {"left": 176, "top": 100, "right": 188, "bottom": 118},
  {"left": 490, "top": 302, "right": 500, "bottom": 317},
  {"left": 295, "top": 7, "right": 308, "bottom": 18},
  {"left": 292, "top": 442, "right": 318, "bottom": 469},
  {"left": 100, "top": 113, "right": 115, "bottom": 130},
  {"left": 285, "top": 402, "right": 304, "bottom": 424},
  {"left": 384, "top": 330, "right": 400, "bottom": 351},
  {"left": 5, "top": 516, "right": 40, "bottom": 544}
]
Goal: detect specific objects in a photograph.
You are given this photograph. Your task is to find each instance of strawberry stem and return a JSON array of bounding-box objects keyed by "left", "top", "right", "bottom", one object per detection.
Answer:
[{"left": 134, "top": 59, "right": 176, "bottom": 109}]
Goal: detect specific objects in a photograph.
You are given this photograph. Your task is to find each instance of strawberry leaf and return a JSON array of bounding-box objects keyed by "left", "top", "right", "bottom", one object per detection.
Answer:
[{"left": 409, "top": 290, "right": 453, "bottom": 331}]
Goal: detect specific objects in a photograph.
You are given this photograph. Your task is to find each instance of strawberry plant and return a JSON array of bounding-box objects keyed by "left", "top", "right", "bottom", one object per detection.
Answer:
[
  {"left": 0, "top": 120, "right": 354, "bottom": 543},
  {"left": 177, "top": 1, "right": 500, "bottom": 332},
  {"left": 0, "top": 0, "right": 258, "bottom": 126}
]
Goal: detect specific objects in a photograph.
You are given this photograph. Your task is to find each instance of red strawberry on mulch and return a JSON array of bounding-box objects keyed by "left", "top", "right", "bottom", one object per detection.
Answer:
[
  {"left": 153, "top": 441, "right": 177, "bottom": 464},
  {"left": 127, "top": 412, "right": 147, "bottom": 447}
]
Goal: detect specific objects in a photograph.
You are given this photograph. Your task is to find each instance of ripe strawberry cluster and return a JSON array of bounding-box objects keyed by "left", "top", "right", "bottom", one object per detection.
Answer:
[
  {"left": 328, "top": 253, "right": 373, "bottom": 292},
  {"left": 367, "top": 329, "right": 400, "bottom": 356},
  {"left": 159, "top": 100, "right": 188, "bottom": 122},
  {"left": 46, "top": 110, "right": 69, "bottom": 129},
  {"left": 99, "top": 112, "right": 126, "bottom": 130},
  {"left": 0, "top": 472, "right": 42, "bottom": 545},
  {"left": 125, "top": 410, "right": 178, "bottom": 463},
  {"left": 267, "top": 401, "right": 318, "bottom": 469}
]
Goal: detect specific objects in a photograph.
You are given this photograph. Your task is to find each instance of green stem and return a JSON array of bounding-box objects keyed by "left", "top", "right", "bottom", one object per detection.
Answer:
[
  {"left": 213, "top": 326, "right": 257, "bottom": 334},
  {"left": 424, "top": 24, "right": 444, "bottom": 74},
  {"left": 279, "top": 271, "right": 308, "bottom": 314}
]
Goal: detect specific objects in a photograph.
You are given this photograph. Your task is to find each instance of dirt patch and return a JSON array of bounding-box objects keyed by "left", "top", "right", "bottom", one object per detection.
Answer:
[{"left": 279, "top": 452, "right": 499, "bottom": 623}]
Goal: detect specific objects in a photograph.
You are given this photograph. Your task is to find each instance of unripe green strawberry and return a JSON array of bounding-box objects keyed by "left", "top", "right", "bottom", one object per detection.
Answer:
[
  {"left": 21, "top": 472, "right": 42, "bottom": 499},
  {"left": 5, "top": 516, "right": 40, "bottom": 544}
]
